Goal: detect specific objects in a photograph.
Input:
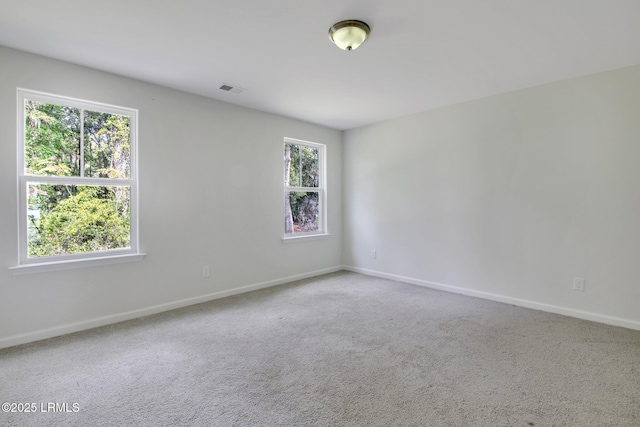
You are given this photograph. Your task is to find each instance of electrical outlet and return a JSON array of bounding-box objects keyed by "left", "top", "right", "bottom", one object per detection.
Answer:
[
  {"left": 371, "top": 250, "right": 377, "bottom": 259},
  {"left": 573, "top": 277, "right": 585, "bottom": 291},
  {"left": 202, "top": 266, "right": 210, "bottom": 278}
]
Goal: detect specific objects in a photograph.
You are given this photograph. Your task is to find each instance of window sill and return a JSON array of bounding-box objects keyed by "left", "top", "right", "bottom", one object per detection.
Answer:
[
  {"left": 282, "top": 233, "right": 331, "bottom": 244},
  {"left": 9, "top": 253, "right": 146, "bottom": 275}
]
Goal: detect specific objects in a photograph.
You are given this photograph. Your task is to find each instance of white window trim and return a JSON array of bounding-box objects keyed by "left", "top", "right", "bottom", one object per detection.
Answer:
[
  {"left": 281, "top": 233, "right": 331, "bottom": 244},
  {"left": 9, "top": 253, "right": 145, "bottom": 275},
  {"left": 282, "top": 137, "right": 328, "bottom": 243},
  {"left": 11, "top": 89, "right": 144, "bottom": 274}
]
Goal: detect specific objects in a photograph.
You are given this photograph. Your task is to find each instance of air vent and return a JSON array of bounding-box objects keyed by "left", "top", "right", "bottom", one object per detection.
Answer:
[{"left": 219, "top": 84, "right": 247, "bottom": 94}]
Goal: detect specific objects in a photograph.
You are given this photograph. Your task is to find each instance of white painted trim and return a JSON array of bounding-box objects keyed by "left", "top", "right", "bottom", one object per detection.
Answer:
[
  {"left": 0, "top": 266, "right": 342, "bottom": 349},
  {"left": 10, "top": 253, "right": 146, "bottom": 275},
  {"left": 343, "top": 265, "right": 640, "bottom": 332},
  {"left": 282, "top": 233, "right": 331, "bottom": 243},
  {"left": 17, "top": 88, "right": 135, "bottom": 116}
]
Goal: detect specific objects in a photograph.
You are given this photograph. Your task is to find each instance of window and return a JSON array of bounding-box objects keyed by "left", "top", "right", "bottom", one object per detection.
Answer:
[
  {"left": 13, "top": 89, "right": 141, "bottom": 272},
  {"left": 283, "top": 138, "right": 326, "bottom": 239}
]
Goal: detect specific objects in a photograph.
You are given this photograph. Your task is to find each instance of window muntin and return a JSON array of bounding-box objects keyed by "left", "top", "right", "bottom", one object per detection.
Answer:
[
  {"left": 284, "top": 138, "right": 325, "bottom": 237},
  {"left": 17, "top": 89, "right": 139, "bottom": 265}
]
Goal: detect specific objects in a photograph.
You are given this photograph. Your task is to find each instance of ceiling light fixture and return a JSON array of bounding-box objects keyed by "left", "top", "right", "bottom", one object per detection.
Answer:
[{"left": 328, "top": 20, "right": 370, "bottom": 51}]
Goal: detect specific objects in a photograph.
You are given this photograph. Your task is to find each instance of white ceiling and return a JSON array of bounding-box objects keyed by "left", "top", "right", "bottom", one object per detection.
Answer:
[{"left": 2, "top": 1, "right": 640, "bottom": 130}]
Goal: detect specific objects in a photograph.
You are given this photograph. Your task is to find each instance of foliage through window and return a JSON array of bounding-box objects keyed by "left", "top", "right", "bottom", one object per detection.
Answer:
[
  {"left": 18, "top": 90, "right": 138, "bottom": 264},
  {"left": 284, "top": 138, "right": 325, "bottom": 236}
]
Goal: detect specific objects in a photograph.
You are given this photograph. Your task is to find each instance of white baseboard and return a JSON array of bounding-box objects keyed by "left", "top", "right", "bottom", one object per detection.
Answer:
[
  {"left": 343, "top": 265, "right": 640, "bottom": 332},
  {"left": 0, "top": 266, "right": 343, "bottom": 350}
]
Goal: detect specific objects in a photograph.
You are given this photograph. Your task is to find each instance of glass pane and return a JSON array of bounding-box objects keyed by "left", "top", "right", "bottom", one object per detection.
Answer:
[
  {"left": 285, "top": 191, "right": 319, "bottom": 233},
  {"left": 27, "top": 183, "right": 131, "bottom": 258},
  {"left": 24, "top": 100, "right": 81, "bottom": 176},
  {"left": 284, "top": 143, "right": 319, "bottom": 188},
  {"left": 300, "top": 146, "right": 319, "bottom": 188},
  {"left": 285, "top": 143, "right": 300, "bottom": 187},
  {"left": 84, "top": 110, "right": 131, "bottom": 179}
]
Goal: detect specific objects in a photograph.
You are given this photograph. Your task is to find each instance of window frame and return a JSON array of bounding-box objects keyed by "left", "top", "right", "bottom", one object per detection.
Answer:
[
  {"left": 282, "top": 137, "right": 328, "bottom": 242},
  {"left": 11, "top": 89, "right": 143, "bottom": 274}
]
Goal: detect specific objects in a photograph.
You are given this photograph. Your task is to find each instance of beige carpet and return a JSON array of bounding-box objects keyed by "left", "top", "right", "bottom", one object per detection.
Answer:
[{"left": 1, "top": 271, "right": 639, "bottom": 426}]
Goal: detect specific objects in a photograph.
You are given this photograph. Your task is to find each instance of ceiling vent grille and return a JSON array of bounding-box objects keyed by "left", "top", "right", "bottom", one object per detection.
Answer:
[{"left": 219, "top": 84, "right": 247, "bottom": 94}]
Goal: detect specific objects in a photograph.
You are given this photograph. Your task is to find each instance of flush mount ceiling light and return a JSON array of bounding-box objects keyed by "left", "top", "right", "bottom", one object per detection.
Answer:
[{"left": 328, "top": 20, "right": 371, "bottom": 51}]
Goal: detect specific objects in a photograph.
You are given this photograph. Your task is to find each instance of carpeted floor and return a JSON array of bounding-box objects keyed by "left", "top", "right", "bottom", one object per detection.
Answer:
[{"left": 1, "top": 271, "right": 639, "bottom": 426}]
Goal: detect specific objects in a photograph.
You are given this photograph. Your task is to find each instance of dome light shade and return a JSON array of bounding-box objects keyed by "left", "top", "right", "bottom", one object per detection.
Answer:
[{"left": 328, "top": 20, "right": 371, "bottom": 51}]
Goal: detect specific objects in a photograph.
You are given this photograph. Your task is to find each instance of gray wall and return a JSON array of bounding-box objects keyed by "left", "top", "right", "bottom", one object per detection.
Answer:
[
  {"left": 343, "top": 64, "right": 640, "bottom": 329},
  {"left": 0, "top": 46, "right": 343, "bottom": 347}
]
